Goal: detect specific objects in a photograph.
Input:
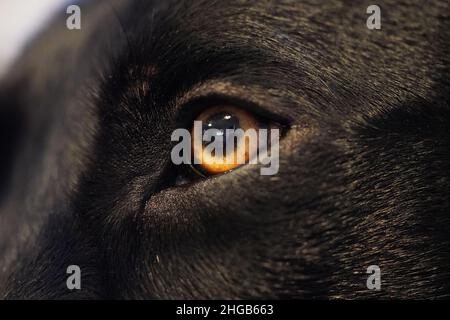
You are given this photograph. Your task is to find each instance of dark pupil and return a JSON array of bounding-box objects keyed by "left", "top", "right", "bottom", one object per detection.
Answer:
[{"left": 202, "top": 112, "right": 241, "bottom": 155}]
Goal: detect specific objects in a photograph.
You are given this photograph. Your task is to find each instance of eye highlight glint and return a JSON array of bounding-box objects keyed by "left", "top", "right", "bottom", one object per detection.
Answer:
[{"left": 191, "top": 105, "right": 266, "bottom": 175}]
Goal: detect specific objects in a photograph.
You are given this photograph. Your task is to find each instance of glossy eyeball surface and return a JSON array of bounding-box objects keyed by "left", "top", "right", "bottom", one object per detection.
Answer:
[{"left": 191, "top": 106, "right": 262, "bottom": 175}]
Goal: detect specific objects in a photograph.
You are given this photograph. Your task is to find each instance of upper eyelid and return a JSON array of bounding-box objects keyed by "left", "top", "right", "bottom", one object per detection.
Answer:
[{"left": 173, "top": 80, "right": 293, "bottom": 126}]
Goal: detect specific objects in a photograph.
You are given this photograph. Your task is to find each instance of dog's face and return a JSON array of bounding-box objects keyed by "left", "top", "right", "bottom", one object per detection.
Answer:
[{"left": 0, "top": 0, "right": 449, "bottom": 299}]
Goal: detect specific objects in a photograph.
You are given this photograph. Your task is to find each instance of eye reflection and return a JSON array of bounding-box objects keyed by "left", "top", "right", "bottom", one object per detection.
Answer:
[
  {"left": 202, "top": 111, "right": 240, "bottom": 157},
  {"left": 191, "top": 105, "right": 263, "bottom": 175}
]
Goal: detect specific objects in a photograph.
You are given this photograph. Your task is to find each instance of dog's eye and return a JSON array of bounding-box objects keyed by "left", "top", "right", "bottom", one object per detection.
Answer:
[{"left": 191, "top": 105, "right": 265, "bottom": 176}]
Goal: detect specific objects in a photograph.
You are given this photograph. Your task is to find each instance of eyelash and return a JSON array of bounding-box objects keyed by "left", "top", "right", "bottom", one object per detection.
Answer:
[{"left": 174, "top": 95, "right": 288, "bottom": 130}]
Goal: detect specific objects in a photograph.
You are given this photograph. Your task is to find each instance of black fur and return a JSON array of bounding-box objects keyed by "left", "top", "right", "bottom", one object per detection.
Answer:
[{"left": 0, "top": 0, "right": 449, "bottom": 299}]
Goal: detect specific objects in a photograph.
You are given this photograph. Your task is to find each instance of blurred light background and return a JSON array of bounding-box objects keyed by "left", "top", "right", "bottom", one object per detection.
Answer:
[{"left": 0, "top": 0, "right": 67, "bottom": 78}]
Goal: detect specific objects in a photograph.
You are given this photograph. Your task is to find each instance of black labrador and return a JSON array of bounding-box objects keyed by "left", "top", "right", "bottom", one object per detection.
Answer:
[{"left": 0, "top": 0, "right": 449, "bottom": 299}]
